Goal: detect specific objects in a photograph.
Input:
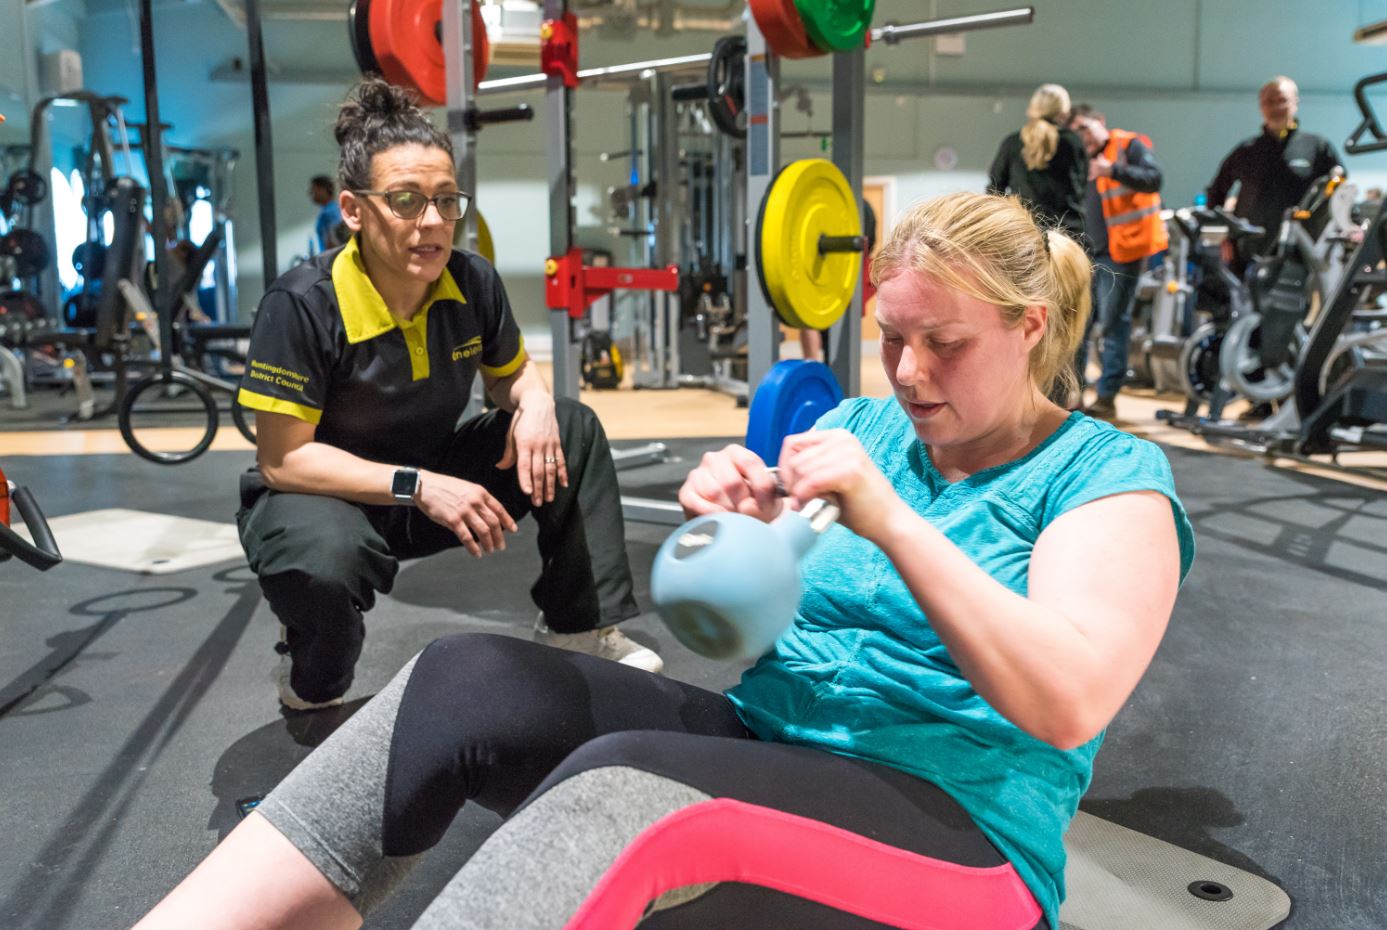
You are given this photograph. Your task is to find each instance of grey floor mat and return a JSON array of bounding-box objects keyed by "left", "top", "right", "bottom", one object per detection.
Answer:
[{"left": 1062, "top": 812, "right": 1291, "bottom": 930}]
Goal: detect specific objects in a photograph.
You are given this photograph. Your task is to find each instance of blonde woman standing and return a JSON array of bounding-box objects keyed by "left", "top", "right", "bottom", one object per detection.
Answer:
[{"left": 989, "top": 83, "right": 1089, "bottom": 245}]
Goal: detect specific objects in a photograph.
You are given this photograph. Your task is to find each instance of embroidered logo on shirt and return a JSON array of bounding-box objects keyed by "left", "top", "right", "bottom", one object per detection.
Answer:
[
  {"left": 451, "top": 336, "right": 482, "bottom": 361},
  {"left": 247, "top": 359, "right": 310, "bottom": 393}
]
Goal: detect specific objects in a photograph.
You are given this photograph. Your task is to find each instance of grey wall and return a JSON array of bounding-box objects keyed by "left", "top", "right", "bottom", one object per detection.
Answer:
[{"left": 9, "top": 0, "right": 1387, "bottom": 333}]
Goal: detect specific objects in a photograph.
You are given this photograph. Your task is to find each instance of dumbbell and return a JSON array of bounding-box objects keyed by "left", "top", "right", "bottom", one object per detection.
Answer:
[{"left": 650, "top": 470, "right": 839, "bottom": 660}]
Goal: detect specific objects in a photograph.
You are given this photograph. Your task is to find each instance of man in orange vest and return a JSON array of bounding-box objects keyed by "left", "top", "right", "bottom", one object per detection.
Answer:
[{"left": 1068, "top": 104, "right": 1167, "bottom": 419}]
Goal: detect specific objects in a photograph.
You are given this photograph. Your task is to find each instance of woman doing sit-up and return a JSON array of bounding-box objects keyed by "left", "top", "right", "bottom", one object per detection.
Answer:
[{"left": 133, "top": 190, "right": 1192, "bottom": 930}]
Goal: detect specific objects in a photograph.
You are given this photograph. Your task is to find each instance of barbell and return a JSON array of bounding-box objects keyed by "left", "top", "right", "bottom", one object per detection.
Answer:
[{"left": 757, "top": 158, "right": 867, "bottom": 331}]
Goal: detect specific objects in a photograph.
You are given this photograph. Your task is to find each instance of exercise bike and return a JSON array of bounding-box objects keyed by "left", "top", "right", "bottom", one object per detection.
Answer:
[
  {"left": 1168, "top": 206, "right": 1266, "bottom": 417},
  {"left": 1127, "top": 209, "right": 1195, "bottom": 394},
  {"left": 1156, "top": 71, "right": 1387, "bottom": 474},
  {"left": 1215, "top": 172, "right": 1359, "bottom": 410}
]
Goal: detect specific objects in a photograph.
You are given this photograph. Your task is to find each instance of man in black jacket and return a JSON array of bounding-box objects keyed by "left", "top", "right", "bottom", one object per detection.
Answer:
[{"left": 1208, "top": 76, "right": 1341, "bottom": 273}]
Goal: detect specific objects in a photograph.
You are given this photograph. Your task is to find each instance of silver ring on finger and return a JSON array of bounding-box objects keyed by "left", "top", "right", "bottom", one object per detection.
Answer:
[{"left": 544, "top": 456, "right": 558, "bottom": 465}]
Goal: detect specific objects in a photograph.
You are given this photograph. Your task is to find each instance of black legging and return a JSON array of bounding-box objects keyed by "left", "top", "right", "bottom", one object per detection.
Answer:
[{"left": 257, "top": 634, "right": 1044, "bottom": 928}]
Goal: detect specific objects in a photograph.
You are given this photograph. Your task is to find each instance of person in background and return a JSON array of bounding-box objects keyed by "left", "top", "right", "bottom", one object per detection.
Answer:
[
  {"left": 1207, "top": 76, "right": 1340, "bottom": 276},
  {"left": 310, "top": 174, "right": 346, "bottom": 253},
  {"left": 988, "top": 83, "right": 1089, "bottom": 246},
  {"left": 1067, "top": 103, "right": 1167, "bottom": 420}
]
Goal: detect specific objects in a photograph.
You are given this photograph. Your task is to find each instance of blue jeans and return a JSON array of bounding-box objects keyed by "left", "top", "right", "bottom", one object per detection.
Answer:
[{"left": 1077, "top": 254, "right": 1145, "bottom": 399}]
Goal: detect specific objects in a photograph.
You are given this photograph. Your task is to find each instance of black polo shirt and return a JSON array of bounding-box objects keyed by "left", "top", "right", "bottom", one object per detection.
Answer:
[
  {"left": 237, "top": 238, "right": 525, "bottom": 469},
  {"left": 1207, "top": 124, "right": 1340, "bottom": 244}
]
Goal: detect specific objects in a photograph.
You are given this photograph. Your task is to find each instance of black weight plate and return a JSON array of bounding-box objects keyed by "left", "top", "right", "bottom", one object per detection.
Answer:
[
  {"left": 0, "top": 229, "right": 51, "bottom": 277},
  {"left": 72, "top": 241, "right": 108, "bottom": 280},
  {"left": 6, "top": 169, "right": 48, "bottom": 207},
  {"left": 348, "top": 0, "right": 380, "bottom": 74},
  {"left": 706, "top": 35, "right": 746, "bottom": 139}
]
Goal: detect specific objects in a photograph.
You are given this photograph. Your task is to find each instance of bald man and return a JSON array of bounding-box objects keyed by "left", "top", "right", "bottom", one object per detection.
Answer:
[{"left": 1207, "top": 76, "right": 1341, "bottom": 271}]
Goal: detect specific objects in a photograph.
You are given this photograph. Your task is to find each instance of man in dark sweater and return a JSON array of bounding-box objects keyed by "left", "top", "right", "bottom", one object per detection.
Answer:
[
  {"left": 1068, "top": 104, "right": 1166, "bottom": 419},
  {"left": 1207, "top": 76, "right": 1341, "bottom": 273}
]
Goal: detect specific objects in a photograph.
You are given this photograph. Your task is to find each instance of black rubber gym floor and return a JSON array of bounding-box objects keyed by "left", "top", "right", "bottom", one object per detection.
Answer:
[{"left": 0, "top": 438, "right": 1383, "bottom": 929}]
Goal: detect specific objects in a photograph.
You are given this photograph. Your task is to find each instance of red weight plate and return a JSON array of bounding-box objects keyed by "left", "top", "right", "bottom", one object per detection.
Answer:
[
  {"left": 473, "top": 1, "right": 490, "bottom": 88},
  {"left": 749, "top": 0, "right": 824, "bottom": 60},
  {"left": 371, "top": 0, "right": 446, "bottom": 105},
  {"left": 370, "top": 0, "right": 488, "bottom": 106}
]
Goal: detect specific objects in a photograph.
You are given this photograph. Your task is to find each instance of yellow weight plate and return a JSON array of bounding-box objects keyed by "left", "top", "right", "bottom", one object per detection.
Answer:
[
  {"left": 758, "top": 158, "right": 862, "bottom": 330},
  {"left": 476, "top": 211, "right": 495, "bottom": 266},
  {"left": 454, "top": 211, "right": 496, "bottom": 266}
]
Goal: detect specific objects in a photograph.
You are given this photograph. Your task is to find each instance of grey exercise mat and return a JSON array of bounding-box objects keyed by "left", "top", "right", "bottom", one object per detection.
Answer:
[
  {"left": 13, "top": 508, "right": 244, "bottom": 574},
  {"left": 1060, "top": 811, "right": 1291, "bottom": 930}
]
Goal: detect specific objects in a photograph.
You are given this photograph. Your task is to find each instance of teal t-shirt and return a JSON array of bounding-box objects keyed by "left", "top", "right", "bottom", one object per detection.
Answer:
[{"left": 725, "top": 397, "right": 1195, "bottom": 930}]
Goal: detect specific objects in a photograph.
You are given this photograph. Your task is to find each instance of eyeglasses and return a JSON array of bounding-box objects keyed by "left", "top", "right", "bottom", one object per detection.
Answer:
[{"left": 352, "top": 189, "right": 471, "bottom": 221}]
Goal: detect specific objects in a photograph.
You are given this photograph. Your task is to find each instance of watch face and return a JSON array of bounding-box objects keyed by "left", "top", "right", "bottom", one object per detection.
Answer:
[{"left": 392, "top": 469, "right": 418, "bottom": 498}]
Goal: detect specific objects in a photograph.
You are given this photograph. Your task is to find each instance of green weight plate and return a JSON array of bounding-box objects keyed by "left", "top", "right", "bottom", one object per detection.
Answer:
[{"left": 793, "top": 0, "right": 875, "bottom": 53}]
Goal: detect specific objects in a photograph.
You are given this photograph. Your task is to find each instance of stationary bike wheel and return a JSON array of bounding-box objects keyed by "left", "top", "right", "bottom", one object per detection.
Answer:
[
  {"left": 1178, "top": 322, "right": 1224, "bottom": 403},
  {"left": 118, "top": 370, "right": 219, "bottom": 465},
  {"left": 1218, "top": 313, "right": 1305, "bottom": 404},
  {"left": 231, "top": 399, "right": 257, "bottom": 445}
]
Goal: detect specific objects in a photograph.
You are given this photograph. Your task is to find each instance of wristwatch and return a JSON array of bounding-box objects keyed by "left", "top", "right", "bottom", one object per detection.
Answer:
[{"left": 391, "top": 467, "right": 421, "bottom": 505}]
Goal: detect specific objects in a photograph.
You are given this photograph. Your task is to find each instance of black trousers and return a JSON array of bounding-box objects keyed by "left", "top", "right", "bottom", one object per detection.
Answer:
[{"left": 237, "top": 398, "right": 638, "bottom": 703}]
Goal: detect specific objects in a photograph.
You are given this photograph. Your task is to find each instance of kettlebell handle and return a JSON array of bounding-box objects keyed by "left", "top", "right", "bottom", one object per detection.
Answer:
[{"left": 766, "top": 467, "right": 841, "bottom": 532}]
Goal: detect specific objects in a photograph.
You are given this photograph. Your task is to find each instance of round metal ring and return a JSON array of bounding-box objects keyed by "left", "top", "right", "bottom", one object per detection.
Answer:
[
  {"left": 231, "top": 397, "right": 257, "bottom": 446},
  {"left": 118, "top": 370, "right": 219, "bottom": 465}
]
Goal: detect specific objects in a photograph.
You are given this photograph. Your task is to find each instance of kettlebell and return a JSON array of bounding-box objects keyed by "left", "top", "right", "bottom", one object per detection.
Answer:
[{"left": 651, "top": 474, "right": 838, "bottom": 660}]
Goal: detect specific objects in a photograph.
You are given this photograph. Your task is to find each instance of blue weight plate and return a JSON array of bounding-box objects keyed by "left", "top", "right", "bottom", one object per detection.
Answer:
[{"left": 745, "top": 359, "right": 844, "bottom": 464}]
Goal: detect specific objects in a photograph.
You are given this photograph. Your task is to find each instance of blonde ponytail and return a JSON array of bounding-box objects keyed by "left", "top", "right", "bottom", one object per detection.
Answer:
[
  {"left": 1038, "top": 229, "right": 1091, "bottom": 401},
  {"left": 1020, "top": 83, "right": 1071, "bottom": 171}
]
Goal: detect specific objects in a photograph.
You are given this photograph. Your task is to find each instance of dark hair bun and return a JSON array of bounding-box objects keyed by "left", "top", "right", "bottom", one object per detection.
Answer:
[
  {"left": 333, "top": 76, "right": 454, "bottom": 192},
  {"left": 334, "top": 76, "right": 423, "bottom": 148}
]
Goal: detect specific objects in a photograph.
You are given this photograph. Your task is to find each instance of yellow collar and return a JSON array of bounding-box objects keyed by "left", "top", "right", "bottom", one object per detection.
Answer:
[{"left": 331, "top": 237, "right": 465, "bottom": 344}]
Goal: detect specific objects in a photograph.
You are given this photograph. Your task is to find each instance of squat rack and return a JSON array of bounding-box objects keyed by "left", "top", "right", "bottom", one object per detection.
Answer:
[{"left": 513, "top": 4, "right": 1034, "bottom": 401}]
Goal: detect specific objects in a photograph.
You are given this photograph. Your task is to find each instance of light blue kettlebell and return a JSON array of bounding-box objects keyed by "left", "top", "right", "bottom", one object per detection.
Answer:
[{"left": 651, "top": 484, "right": 839, "bottom": 660}]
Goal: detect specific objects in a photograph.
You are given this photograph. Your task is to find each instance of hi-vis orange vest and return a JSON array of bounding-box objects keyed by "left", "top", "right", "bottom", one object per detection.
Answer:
[{"left": 1098, "top": 129, "right": 1168, "bottom": 263}]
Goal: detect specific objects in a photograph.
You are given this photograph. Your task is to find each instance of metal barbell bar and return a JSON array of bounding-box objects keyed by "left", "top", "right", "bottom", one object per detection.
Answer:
[{"left": 475, "top": 7, "right": 1036, "bottom": 97}]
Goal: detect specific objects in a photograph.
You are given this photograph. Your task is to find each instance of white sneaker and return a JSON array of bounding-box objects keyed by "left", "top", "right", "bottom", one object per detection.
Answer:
[
  {"left": 534, "top": 618, "right": 665, "bottom": 674},
  {"left": 275, "top": 638, "right": 345, "bottom": 712}
]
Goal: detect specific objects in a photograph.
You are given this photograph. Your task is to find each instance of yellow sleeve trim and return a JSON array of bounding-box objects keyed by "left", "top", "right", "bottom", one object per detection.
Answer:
[
  {"left": 237, "top": 388, "right": 324, "bottom": 425},
  {"left": 479, "top": 334, "right": 527, "bottom": 379}
]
